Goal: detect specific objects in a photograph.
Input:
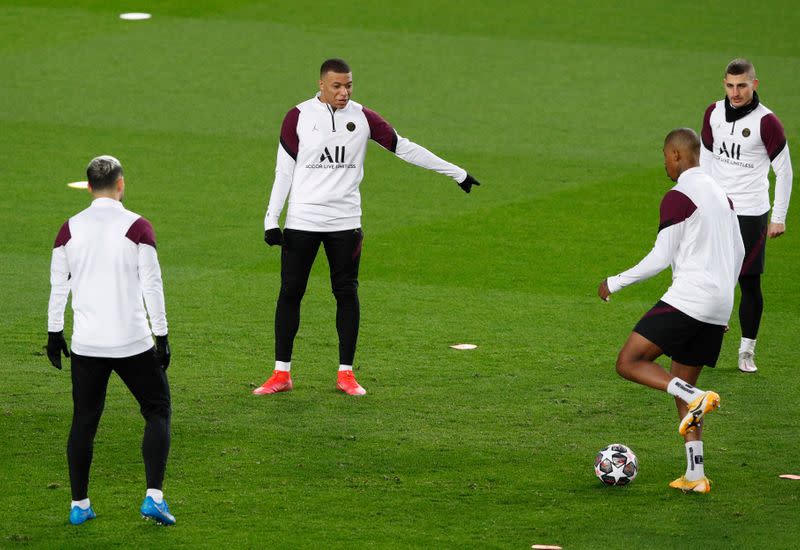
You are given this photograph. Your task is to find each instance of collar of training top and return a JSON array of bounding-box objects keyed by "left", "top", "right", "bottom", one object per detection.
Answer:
[
  {"left": 91, "top": 197, "right": 122, "bottom": 208},
  {"left": 724, "top": 90, "right": 760, "bottom": 123}
]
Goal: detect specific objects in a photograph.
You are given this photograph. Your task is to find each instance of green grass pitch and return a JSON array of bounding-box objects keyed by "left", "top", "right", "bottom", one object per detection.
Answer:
[{"left": 1, "top": 1, "right": 799, "bottom": 547}]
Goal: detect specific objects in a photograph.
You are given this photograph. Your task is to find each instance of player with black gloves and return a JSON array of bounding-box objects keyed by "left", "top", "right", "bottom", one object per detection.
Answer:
[
  {"left": 47, "top": 155, "right": 175, "bottom": 526},
  {"left": 256, "top": 58, "right": 480, "bottom": 396}
]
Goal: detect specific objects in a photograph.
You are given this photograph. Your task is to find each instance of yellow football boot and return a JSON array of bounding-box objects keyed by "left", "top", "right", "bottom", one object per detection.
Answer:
[
  {"left": 669, "top": 476, "right": 712, "bottom": 493},
  {"left": 679, "top": 391, "right": 720, "bottom": 436}
]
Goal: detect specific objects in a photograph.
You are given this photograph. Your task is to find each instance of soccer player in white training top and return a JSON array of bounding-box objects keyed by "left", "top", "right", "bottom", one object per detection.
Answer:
[
  {"left": 598, "top": 129, "right": 745, "bottom": 493},
  {"left": 700, "top": 58, "right": 793, "bottom": 373},
  {"left": 47, "top": 156, "right": 176, "bottom": 525},
  {"left": 254, "top": 58, "right": 480, "bottom": 396}
]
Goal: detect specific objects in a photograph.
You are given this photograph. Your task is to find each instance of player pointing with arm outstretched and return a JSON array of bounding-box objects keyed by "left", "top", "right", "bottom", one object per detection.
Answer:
[
  {"left": 599, "top": 128, "right": 744, "bottom": 494},
  {"left": 255, "top": 58, "right": 480, "bottom": 396}
]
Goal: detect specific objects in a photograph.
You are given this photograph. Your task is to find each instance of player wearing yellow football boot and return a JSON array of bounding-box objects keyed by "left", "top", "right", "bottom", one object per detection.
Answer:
[
  {"left": 670, "top": 475, "right": 712, "bottom": 494},
  {"left": 600, "top": 129, "right": 743, "bottom": 496},
  {"left": 679, "top": 391, "right": 721, "bottom": 436}
]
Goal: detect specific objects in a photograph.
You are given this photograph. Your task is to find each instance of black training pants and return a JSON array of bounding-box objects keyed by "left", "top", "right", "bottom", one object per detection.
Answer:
[
  {"left": 275, "top": 228, "right": 363, "bottom": 366},
  {"left": 67, "top": 349, "right": 171, "bottom": 500},
  {"left": 737, "top": 213, "right": 768, "bottom": 340}
]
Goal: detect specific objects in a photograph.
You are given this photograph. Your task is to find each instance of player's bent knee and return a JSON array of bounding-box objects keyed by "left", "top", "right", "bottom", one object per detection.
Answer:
[{"left": 615, "top": 353, "right": 638, "bottom": 380}]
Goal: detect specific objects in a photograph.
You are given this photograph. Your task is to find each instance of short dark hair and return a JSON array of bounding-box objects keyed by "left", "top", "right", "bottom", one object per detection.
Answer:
[
  {"left": 320, "top": 58, "right": 351, "bottom": 77},
  {"left": 86, "top": 155, "right": 123, "bottom": 190},
  {"left": 725, "top": 58, "right": 756, "bottom": 80},
  {"left": 664, "top": 128, "right": 700, "bottom": 157}
]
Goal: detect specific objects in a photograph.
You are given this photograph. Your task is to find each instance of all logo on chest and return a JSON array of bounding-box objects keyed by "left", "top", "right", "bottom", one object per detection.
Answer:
[
  {"left": 303, "top": 117, "right": 363, "bottom": 170},
  {"left": 713, "top": 122, "right": 757, "bottom": 168}
]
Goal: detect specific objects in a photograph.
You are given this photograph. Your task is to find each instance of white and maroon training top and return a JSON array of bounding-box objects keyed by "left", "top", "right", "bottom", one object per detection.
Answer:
[
  {"left": 264, "top": 94, "right": 468, "bottom": 232},
  {"left": 48, "top": 198, "right": 168, "bottom": 358},
  {"left": 606, "top": 167, "right": 745, "bottom": 325},
  {"left": 700, "top": 97, "right": 793, "bottom": 222}
]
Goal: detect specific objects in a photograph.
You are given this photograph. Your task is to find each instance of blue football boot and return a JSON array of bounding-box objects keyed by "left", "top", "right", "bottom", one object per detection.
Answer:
[
  {"left": 140, "top": 496, "right": 176, "bottom": 525},
  {"left": 69, "top": 505, "right": 96, "bottom": 525}
]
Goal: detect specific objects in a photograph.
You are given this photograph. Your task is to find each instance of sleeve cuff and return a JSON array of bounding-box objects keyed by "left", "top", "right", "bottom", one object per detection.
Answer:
[{"left": 606, "top": 276, "right": 623, "bottom": 294}]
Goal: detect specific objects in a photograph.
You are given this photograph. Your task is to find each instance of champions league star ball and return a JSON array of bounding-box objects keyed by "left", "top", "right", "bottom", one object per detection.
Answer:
[{"left": 594, "top": 444, "right": 639, "bottom": 486}]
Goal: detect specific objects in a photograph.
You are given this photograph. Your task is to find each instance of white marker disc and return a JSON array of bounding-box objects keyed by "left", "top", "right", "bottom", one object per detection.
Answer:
[
  {"left": 120, "top": 13, "right": 152, "bottom": 20},
  {"left": 67, "top": 181, "right": 89, "bottom": 189},
  {"left": 532, "top": 545, "right": 562, "bottom": 550},
  {"left": 449, "top": 344, "right": 477, "bottom": 350}
]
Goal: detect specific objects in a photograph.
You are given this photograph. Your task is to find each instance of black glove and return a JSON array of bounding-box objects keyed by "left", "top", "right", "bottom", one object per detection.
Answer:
[
  {"left": 264, "top": 228, "right": 283, "bottom": 247},
  {"left": 46, "top": 331, "right": 70, "bottom": 370},
  {"left": 458, "top": 173, "right": 480, "bottom": 194},
  {"left": 155, "top": 335, "right": 171, "bottom": 371}
]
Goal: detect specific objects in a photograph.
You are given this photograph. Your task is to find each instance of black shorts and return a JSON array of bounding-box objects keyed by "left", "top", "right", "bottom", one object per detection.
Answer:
[
  {"left": 633, "top": 301, "right": 725, "bottom": 367},
  {"left": 738, "top": 213, "right": 768, "bottom": 276}
]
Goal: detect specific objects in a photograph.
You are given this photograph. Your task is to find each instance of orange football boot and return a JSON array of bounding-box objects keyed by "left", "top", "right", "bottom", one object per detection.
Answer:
[
  {"left": 336, "top": 370, "right": 366, "bottom": 396},
  {"left": 253, "top": 370, "right": 293, "bottom": 395}
]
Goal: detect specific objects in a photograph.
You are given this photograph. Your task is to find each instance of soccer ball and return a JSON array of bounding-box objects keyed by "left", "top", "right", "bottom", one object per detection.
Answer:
[{"left": 594, "top": 443, "right": 638, "bottom": 486}]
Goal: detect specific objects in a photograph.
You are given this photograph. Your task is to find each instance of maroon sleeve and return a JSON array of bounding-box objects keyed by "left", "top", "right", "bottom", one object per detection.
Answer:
[
  {"left": 658, "top": 190, "right": 697, "bottom": 231},
  {"left": 727, "top": 196, "right": 735, "bottom": 210},
  {"left": 53, "top": 221, "right": 71, "bottom": 248},
  {"left": 701, "top": 103, "right": 715, "bottom": 152},
  {"left": 279, "top": 107, "right": 301, "bottom": 160},
  {"left": 126, "top": 217, "right": 156, "bottom": 248},
  {"left": 760, "top": 113, "right": 787, "bottom": 161},
  {"left": 363, "top": 107, "right": 398, "bottom": 152}
]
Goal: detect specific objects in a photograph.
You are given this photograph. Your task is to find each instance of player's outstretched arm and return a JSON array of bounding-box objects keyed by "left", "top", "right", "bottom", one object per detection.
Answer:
[
  {"left": 604, "top": 222, "right": 682, "bottom": 295},
  {"left": 392, "top": 135, "right": 473, "bottom": 190},
  {"left": 605, "top": 190, "right": 690, "bottom": 294},
  {"left": 363, "top": 107, "right": 477, "bottom": 193}
]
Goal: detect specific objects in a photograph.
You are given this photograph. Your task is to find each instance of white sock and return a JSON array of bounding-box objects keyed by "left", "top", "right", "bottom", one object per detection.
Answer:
[
  {"left": 146, "top": 489, "right": 164, "bottom": 503},
  {"left": 71, "top": 498, "right": 91, "bottom": 510},
  {"left": 684, "top": 441, "right": 705, "bottom": 481},
  {"left": 739, "top": 337, "right": 756, "bottom": 355},
  {"left": 667, "top": 377, "right": 703, "bottom": 404},
  {"left": 338, "top": 364, "right": 352, "bottom": 372},
  {"left": 275, "top": 361, "right": 291, "bottom": 372}
]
